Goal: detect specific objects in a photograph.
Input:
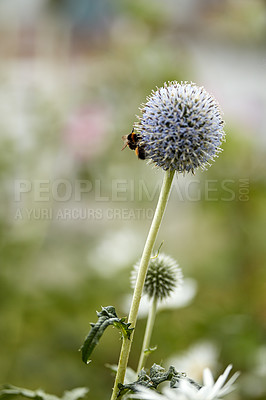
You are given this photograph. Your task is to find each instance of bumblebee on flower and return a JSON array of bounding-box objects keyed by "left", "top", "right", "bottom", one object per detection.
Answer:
[
  {"left": 112, "top": 81, "right": 227, "bottom": 400},
  {"left": 123, "top": 81, "right": 225, "bottom": 174}
]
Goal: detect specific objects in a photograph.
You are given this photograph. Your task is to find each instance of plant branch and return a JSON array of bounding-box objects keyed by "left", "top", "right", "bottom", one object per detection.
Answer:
[
  {"left": 137, "top": 295, "right": 158, "bottom": 374},
  {"left": 110, "top": 169, "right": 175, "bottom": 400}
]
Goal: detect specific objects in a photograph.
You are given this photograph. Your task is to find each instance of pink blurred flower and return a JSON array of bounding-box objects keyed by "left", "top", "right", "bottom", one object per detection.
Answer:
[{"left": 64, "top": 104, "right": 110, "bottom": 161}]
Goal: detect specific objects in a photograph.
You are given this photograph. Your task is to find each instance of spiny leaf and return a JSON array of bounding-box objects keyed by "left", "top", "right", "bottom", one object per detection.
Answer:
[
  {"left": 113, "top": 318, "right": 133, "bottom": 340},
  {"left": 117, "top": 364, "right": 201, "bottom": 398},
  {"left": 80, "top": 306, "right": 133, "bottom": 364},
  {"left": 0, "top": 385, "right": 88, "bottom": 400}
]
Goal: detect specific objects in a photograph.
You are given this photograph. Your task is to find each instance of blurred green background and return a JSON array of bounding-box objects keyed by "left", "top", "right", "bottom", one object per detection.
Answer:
[{"left": 0, "top": 1, "right": 266, "bottom": 399}]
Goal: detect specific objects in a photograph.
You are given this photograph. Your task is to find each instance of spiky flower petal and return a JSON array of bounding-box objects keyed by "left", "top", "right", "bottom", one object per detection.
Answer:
[
  {"left": 136, "top": 81, "right": 225, "bottom": 174},
  {"left": 131, "top": 253, "right": 183, "bottom": 301},
  {"left": 130, "top": 365, "right": 239, "bottom": 400}
]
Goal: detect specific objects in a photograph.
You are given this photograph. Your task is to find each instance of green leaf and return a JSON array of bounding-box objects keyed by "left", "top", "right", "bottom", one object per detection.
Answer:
[
  {"left": 80, "top": 306, "right": 133, "bottom": 364},
  {"left": 117, "top": 364, "right": 201, "bottom": 398},
  {"left": 0, "top": 385, "right": 88, "bottom": 400}
]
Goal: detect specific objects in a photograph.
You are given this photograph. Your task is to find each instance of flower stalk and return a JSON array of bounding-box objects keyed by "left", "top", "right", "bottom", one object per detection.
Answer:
[
  {"left": 137, "top": 295, "right": 158, "bottom": 374},
  {"left": 110, "top": 168, "right": 175, "bottom": 400}
]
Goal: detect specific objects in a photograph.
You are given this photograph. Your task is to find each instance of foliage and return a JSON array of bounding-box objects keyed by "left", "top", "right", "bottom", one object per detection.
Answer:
[
  {"left": 0, "top": 1, "right": 265, "bottom": 399},
  {"left": 117, "top": 364, "right": 201, "bottom": 398},
  {"left": 0, "top": 385, "right": 88, "bottom": 400},
  {"left": 80, "top": 306, "right": 133, "bottom": 364}
]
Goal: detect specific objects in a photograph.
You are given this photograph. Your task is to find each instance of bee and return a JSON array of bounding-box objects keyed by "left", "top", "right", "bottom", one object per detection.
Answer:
[{"left": 121, "top": 128, "right": 146, "bottom": 160}]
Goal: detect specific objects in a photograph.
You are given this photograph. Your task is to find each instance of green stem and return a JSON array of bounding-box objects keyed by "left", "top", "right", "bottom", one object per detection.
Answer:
[
  {"left": 110, "top": 169, "right": 175, "bottom": 400},
  {"left": 137, "top": 296, "right": 158, "bottom": 374}
]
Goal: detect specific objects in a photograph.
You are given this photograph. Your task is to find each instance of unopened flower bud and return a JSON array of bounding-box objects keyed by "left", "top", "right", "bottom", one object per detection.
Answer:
[{"left": 132, "top": 253, "right": 183, "bottom": 301}]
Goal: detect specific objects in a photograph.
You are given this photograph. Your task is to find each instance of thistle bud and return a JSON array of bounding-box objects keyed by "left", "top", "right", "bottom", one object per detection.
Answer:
[{"left": 132, "top": 253, "right": 183, "bottom": 301}]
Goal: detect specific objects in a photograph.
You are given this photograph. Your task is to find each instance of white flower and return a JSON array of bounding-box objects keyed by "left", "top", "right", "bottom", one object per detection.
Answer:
[
  {"left": 88, "top": 229, "right": 143, "bottom": 277},
  {"left": 122, "top": 278, "right": 197, "bottom": 318},
  {"left": 166, "top": 341, "right": 219, "bottom": 382},
  {"left": 130, "top": 365, "right": 239, "bottom": 400}
]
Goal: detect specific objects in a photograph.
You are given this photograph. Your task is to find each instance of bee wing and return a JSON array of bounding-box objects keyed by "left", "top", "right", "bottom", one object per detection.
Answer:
[{"left": 121, "top": 135, "right": 128, "bottom": 151}]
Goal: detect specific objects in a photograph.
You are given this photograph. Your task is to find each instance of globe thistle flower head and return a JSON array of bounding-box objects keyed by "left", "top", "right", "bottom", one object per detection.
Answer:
[
  {"left": 131, "top": 253, "right": 183, "bottom": 301},
  {"left": 135, "top": 81, "right": 225, "bottom": 174}
]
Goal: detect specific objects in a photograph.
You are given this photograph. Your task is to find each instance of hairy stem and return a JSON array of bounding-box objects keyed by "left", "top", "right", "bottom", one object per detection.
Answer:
[
  {"left": 110, "top": 169, "right": 175, "bottom": 400},
  {"left": 137, "top": 295, "right": 158, "bottom": 374}
]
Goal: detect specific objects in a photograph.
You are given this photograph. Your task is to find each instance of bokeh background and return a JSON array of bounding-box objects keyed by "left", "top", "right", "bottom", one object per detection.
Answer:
[{"left": 0, "top": 1, "right": 266, "bottom": 399}]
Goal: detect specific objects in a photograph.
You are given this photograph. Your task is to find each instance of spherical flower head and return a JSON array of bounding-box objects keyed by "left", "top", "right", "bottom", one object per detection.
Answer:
[
  {"left": 131, "top": 253, "right": 183, "bottom": 301},
  {"left": 136, "top": 81, "right": 225, "bottom": 174}
]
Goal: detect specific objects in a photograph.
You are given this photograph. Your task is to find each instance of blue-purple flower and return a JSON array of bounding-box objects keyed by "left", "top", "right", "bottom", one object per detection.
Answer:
[{"left": 136, "top": 82, "right": 225, "bottom": 174}]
